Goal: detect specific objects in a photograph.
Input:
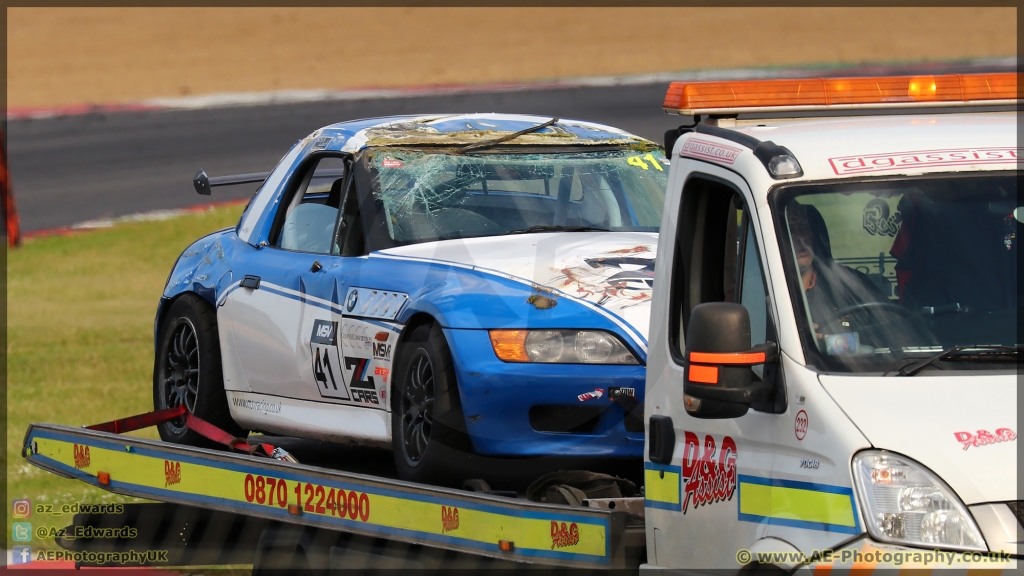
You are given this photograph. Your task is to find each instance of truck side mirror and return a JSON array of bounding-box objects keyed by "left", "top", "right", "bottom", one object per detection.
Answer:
[{"left": 683, "top": 302, "right": 777, "bottom": 419}]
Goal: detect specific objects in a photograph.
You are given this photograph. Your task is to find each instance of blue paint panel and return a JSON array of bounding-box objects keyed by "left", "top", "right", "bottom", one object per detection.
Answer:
[
  {"left": 643, "top": 462, "right": 682, "bottom": 473},
  {"left": 645, "top": 500, "right": 683, "bottom": 511},
  {"left": 445, "top": 328, "right": 645, "bottom": 458},
  {"left": 737, "top": 474, "right": 858, "bottom": 496}
]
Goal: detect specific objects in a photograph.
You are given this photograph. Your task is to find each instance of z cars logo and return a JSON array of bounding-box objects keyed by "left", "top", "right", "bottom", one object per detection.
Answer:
[
  {"left": 441, "top": 505, "right": 459, "bottom": 533},
  {"left": 953, "top": 428, "right": 1016, "bottom": 450},
  {"left": 73, "top": 444, "right": 91, "bottom": 469},
  {"left": 680, "top": 432, "right": 737, "bottom": 513},
  {"left": 345, "top": 357, "right": 380, "bottom": 405},
  {"left": 164, "top": 460, "right": 181, "bottom": 487},
  {"left": 551, "top": 521, "right": 580, "bottom": 549}
]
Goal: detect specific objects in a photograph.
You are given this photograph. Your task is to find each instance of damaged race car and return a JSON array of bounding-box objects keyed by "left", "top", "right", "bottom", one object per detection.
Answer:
[{"left": 154, "top": 114, "right": 668, "bottom": 482}]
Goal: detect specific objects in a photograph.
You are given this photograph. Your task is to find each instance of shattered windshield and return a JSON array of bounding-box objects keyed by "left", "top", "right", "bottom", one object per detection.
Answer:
[
  {"left": 776, "top": 174, "right": 1019, "bottom": 372},
  {"left": 365, "top": 148, "right": 668, "bottom": 244}
]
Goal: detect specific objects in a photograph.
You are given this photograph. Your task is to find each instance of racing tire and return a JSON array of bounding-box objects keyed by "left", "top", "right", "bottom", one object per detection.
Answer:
[
  {"left": 391, "top": 323, "right": 472, "bottom": 485},
  {"left": 153, "top": 294, "right": 244, "bottom": 447}
]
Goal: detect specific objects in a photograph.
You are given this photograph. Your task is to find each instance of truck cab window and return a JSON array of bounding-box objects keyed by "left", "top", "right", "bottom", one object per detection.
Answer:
[{"left": 671, "top": 176, "right": 769, "bottom": 363}]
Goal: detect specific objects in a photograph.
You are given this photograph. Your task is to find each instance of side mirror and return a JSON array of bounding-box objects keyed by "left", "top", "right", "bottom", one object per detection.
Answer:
[
  {"left": 193, "top": 170, "right": 212, "bottom": 195},
  {"left": 682, "top": 302, "right": 777, "bottom": 419}
]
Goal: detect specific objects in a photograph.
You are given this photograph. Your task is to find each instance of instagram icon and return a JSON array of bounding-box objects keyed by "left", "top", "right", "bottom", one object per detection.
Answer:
[{"left": 12, "top": 499, "right": 31, "bottom": 518}]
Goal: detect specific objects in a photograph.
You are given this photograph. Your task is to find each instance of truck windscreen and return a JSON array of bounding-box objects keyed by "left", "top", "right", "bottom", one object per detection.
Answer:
[{"left": 774, "top": 173, "right": 1019, "bottom": 373}]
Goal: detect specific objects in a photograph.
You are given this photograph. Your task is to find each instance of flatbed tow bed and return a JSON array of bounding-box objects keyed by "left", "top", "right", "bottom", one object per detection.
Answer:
[{"left": 22, "top": 423, "right": 646, "bottom": 571}]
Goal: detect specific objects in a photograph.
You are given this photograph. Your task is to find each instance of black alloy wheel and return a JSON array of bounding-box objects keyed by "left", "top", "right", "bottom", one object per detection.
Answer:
[
  {"left": 153, "top": 294, "right": 244, "bottom": 446},
  {"left": 391, "top": 323, "right": 472, "bottom": 484},
  {"left": 162, "top": 318, "right": 200, "bottom": 435},
  {"left": 399, "top": 349, "right": 436, "bottom": 463}
]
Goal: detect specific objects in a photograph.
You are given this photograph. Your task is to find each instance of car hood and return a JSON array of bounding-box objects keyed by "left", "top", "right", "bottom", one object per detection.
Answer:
[
  {"left": 820, "top": 373, "right": 1018, "bottom": 505},
  {"left": 377, "top": 231, "right": 657, "bottom": 339}
]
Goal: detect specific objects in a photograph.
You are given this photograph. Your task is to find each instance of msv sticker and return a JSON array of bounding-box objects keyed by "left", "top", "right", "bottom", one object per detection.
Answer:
[
  {"left": 830, "top": 147, "right": 1021, "bottom": 175},
  {"left": 679, "top": 138, "right": 743, "bottom": 165},
  {"left": 310, "top": 320, "right": 350, "bottom": 400}
]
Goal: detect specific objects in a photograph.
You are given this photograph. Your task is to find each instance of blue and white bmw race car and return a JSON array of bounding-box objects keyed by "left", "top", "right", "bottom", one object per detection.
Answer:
[{"left": 154, "top": 113, "right": 668, "bottom": 482}]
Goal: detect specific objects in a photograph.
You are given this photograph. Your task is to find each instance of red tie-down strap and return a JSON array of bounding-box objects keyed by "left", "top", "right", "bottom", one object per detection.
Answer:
[{"left": 85, "top": 406, "right": 297, "bottom": 462}]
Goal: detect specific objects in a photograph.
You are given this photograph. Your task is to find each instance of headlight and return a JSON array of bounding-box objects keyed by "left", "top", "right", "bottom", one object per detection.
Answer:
[
  {"left": 852, "top": 451, "right": 986, "bottom": 552},
  {"left": 489, "top": 329, "right": 639, "bottom": 364}
]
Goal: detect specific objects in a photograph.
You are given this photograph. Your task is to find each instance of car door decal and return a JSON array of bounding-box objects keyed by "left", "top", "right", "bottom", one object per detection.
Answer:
[
  {"left": 310, "top": 320, "right": 350, "bottom": 400},
  {"left": 337, "top": 319, "right": 399, "bottom": 410}
]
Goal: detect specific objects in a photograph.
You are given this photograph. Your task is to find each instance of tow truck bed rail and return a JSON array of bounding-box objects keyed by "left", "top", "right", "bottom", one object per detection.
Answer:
[{"left": 23, "top": 423, "right": 641, "bottom": 569}]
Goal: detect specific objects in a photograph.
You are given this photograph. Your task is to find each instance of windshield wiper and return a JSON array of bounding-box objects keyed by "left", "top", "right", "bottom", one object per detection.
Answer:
[
  {"left": 885, "top": 344, "right": 1024, "bottom": 376},
  {"left": 459, "top": 117, "right": 559, "bottom": 153},
  {"left": 503, "top": 225, "right": 611, "bottom": 236}
]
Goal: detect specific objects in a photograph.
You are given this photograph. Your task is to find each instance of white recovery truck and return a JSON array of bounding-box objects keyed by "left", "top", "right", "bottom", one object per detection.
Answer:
[
  {"left": 643, "top": 71, "right": 1019, "bottom": 572},
  {"left": 22, "top": 72, "right": 1019, "bottom": 573}
]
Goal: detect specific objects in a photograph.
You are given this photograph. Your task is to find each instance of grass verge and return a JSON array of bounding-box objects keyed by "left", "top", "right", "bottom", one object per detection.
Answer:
[{"left": 7, "top": 204, "right": 245, "bottom": 550}]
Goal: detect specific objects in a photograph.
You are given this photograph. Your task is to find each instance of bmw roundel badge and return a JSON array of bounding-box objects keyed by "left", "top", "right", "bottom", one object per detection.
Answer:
[{"left": 346, "top": 290, "right": 359, "bottom": 312}]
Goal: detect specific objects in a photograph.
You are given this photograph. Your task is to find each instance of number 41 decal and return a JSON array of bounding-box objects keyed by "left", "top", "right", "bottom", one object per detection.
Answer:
[
  {"left": 627, "top": 153, "right": 665, "bottom": 171},
  {"left": 310, "top": 320, "right": 350, "bottom": 400}
]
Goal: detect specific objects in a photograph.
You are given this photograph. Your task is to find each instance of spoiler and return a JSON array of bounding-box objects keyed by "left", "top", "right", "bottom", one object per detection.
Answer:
[{"left": 192, "top": 170, "right": 271, "bottom": 195}]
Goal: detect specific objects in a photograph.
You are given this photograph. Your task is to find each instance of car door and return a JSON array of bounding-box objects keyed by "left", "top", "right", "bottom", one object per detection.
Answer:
[
  {"left": 219, "top": 155, "right": 350, "bottom": 403},
  {"left": 646, "top": 166, "right": 780, "bottom": 569}
]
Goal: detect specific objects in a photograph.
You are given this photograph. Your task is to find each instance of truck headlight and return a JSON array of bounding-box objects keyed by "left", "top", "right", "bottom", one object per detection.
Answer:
[
  {"left": 852, "top": 451, "right": 986, "bottom": 552},
  {"left": 489, "top": 329, "right": 639, "bottom": 364}
]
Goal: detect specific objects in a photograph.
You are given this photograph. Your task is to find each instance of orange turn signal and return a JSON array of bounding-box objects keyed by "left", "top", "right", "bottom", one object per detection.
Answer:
[
  {"left": 688, "top": 365, "right": 719, "bottom": 385},
  {"left": 664, "top": 72, "right": 1019, "bottom": 114},
  {"left": 488, "top": 330, "right": 529, "bottom": 362},
  {"left": 689, "top": 351, "right": 767, "bottom": 365},
  {"left": 97, "top": 471, "right": 111, "bottom": 485},
  {"left": 499, "top": 540, "right": 515, "bottom": 552}
]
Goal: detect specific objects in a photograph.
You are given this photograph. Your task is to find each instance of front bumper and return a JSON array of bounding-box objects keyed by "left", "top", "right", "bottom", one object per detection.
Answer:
[{"left": 445, "top": 328, "right": 646, "bottom": 457}]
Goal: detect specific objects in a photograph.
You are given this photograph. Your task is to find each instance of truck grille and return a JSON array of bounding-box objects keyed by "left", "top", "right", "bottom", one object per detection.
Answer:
[{"left": 1007, "top": 501, "right": 1024, "bottom": 529}]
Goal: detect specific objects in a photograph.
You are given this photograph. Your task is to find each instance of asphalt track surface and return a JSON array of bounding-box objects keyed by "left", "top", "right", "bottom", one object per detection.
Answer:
[
  {"left": 7, "top": 60, "right": 1015, "bottom": 233},
  {"left": 9, "top": 84, "right": 674, "bottom": 232}
]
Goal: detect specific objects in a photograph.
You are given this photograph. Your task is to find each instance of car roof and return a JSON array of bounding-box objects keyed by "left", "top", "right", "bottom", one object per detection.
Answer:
[
  {"left": 306, "top": 113, "right": 658, "bottom": 152},
  {"left": 722, "top": 111, "right": 1018, "bottom": 182}
]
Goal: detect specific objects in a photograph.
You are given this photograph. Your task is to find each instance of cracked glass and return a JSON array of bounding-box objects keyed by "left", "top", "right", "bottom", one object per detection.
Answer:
[{"left": 365, "top": 149, "right": 669, "bottom": 243}]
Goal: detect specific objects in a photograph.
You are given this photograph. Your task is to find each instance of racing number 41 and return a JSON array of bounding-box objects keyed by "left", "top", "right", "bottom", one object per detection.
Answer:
[{"left": 627, "top": 154, "right": 664, "bottom": 171}]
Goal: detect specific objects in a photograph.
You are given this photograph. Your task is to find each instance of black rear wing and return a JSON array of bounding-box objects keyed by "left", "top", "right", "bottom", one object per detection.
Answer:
[{"left": 193, "top": 170, "right": 270, "bottom": 195}]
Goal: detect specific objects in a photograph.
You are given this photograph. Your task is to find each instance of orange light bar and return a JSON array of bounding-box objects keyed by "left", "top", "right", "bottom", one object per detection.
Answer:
[
  {"left": 489, "top": 330, "right": 529, "bottom": 362},
  {"left": 689, "top": 351, "right": 767, "bottom": 365},
  {"left": 688, "top": 365, "right": 719, "bottom": 385},
  {"left": 664, "top": 73, "right": 1019, "bottom": 114}
]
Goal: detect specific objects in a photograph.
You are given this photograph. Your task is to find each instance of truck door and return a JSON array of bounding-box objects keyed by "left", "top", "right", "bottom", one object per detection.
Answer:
[{"left": 646, "top": 165, "right": 779, "bottom": 569}]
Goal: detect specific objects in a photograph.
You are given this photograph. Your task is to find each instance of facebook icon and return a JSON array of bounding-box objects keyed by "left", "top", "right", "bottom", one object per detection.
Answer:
[{"left": 12, "top": 546, "right": 32, "bottom": 565}]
